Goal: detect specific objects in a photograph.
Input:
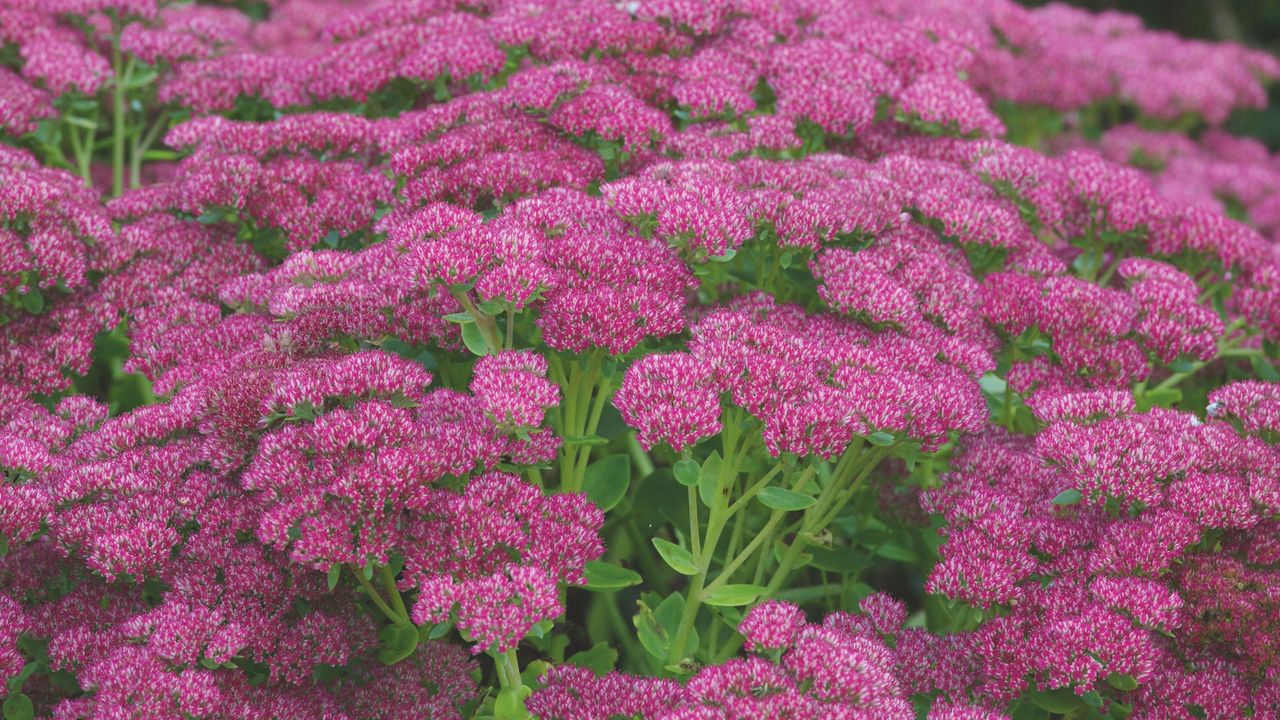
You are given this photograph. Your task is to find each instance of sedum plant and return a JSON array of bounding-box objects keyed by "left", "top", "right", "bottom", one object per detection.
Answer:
[{"left": 1, "top": 1, "right": 1280, "bottom": 719}]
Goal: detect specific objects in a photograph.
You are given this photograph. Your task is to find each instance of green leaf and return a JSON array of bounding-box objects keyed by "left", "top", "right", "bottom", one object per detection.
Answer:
[
  {"left": 673, "top": 459, "right": 701, "bottom": 487},
  {"left": 4, "top": 662, "right": 37, "bottom": 694},
  {"left": 895, "top": 441, "right": 920, "bottom": 472},
  {"left": 703, "top": 584, "right": 765, "bottom": 607},
  {"left": 1139, "top": 387, "right": 1182, "bottom": 411},
  {"left": 654, "top": 593, "right": 692, "bottom": 648},
  {"left": 461, "top": 322, "right": 492, "bottom": 356},
  {"left": 1029, "top": 687, "right": 1081, "bottom": 713},
  {"left": 875, "top": 542, "right": 918, "bottom": 563},
  {"left": 697, "top": 452, "right": 722, "bottom": 507},
  {"left": 1009, "top": 700, "right": 1051, "bottom": 720},
  {"left": 1052, "top": 488, "right": 1083, "bottom": 505},
  {"left": 1251, "top": 354, "right": 1280, "bottom": 382},
  {"left": 1106, "top": 673, "right": 1139, "bottom": 692},
  {"left": 633, "top": 600, "right": 667, "bottom": 660},
  {"left": 494, "top": 686, "right": 532, "bottom": 720},
  {"left": 708, "top": 248, "right": 738, "bottom": 263},
  {"left": 19, "top": 290, "right": 43, "bottom": 314},
  {"left": 526, "top": 618, "right": 553, "bottom": 639},
  {"left": 866, "top": 431, "right": 895, "bottom": 446},
  {"left": 422, "top": 619, "right": 451, "bottom": 640},
  {"left": 563, "top": 434, "right": 609, "bottom": 446},
  {"left": 2, "top": 693, "right": 33, "bottom": 720},
  {"left": 376, "top": 623, "right": 419, "bottom": 665},
  {"left": 566, "top": 642, "right": 617, "bottom": 676},
  {"left": 326, "top": 565, "right": 341, "bottom": 592},
  {"left": 1109, "top": 702, "right": 1134, "bottom": 719},
  {"left": 757, "top": 486, "right": 816, "bottom": 511},
  {"left": 583, "top": 560, "right": 642, "bottom": 591},
  {"left": 807, "top": 546, "right": 862, "bottom": 573},
  {"left": 583, "top": 454, "right": 630, "bottom": 512},
  {"left": 651, "top": 538, "right": 698, "bottom": 576},
  {"left": 63, "top": 114, "right": 97, "bottom": 129},
  {"left": 477, "top": 299, "right": 508, "bottom": 315},
  {"left": 443, "top": 312, "right": 475, "bottom": 324}
]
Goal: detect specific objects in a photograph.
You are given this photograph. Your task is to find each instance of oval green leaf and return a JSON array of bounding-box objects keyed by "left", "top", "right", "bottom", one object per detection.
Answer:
[
  {"left": 2, "top": 694, "right": 33, "bottom": 720},
  {"left": 757, "top": 486, "right": 816, "bottom": 511},
  {"left": 1052, "top": 488, "right": 1083, "bottom": 505},
  {"left": 583, "top": 560, "right": 642, "bottom": 591},
  {"left": 583, "top": 454, "right": 630, "bottom": 512},
  {"left": 673, "top": 459, "right": 701, "bottom": 487},
  {"left": 652, "top": 538, "right": 698, "bottom": 576},
  {"left": 376, "top": 623, "right": 419, "bottom": 665},
  {"left": 866, "top": 431, "right": 895, "bottom": 446},
  {"left": 1106, "top": 673, "right": 1139, "bottom": 692},
  {"left": 702, "top": 583, "right": 766, "bottom": 607}
]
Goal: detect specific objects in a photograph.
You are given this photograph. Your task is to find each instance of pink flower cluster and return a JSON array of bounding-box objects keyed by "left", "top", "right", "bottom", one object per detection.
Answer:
[
  {"left": 530, "top": 595, "right": 1006, "bottom": 719},
  {"left": 627, "top": 294, "right": 990, "bottom": 458},
  {"left": 923, "top": 390, "right": 1280, "bottom": 714},
  {"left": 1, "top": 0, "right": 1279, "bottom": 717}
]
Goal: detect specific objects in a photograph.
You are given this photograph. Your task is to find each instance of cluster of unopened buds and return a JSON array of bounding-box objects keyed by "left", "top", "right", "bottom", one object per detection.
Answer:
[{"left": 1, "top": 0, "right": 1280, "bottom": 718}]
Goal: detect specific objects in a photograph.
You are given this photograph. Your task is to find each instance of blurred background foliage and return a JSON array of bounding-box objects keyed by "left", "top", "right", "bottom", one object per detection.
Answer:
[{"left": 1025, "top": 0, "right": 1280, "bottom": 147}]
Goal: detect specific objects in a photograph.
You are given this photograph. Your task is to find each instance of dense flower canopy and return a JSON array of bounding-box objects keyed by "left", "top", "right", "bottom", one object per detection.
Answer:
[{"left": 1, "top": 0, "right": 1280, "bottom": 719}]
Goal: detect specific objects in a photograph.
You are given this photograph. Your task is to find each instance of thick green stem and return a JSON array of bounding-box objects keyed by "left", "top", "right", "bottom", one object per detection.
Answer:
[
  {"left": 762, "top": 444, "right": 890, "bottom": 598},
  {"left": 111, "top": 45, "right": 128, "bottom": 197},
  {"left": 627, "top": 432, "right": 655, "bottom": 478},
  {"left": 555, "top": 351, "right": 613, "bottom": 493},
  {"left": 702, "top": 510, "right": 786, "bottom": 595},
  {"left": 129, "top": 113, "right": 167, "bottom": 188},
  {"left": 494, "top": 649, "right": 522, "bottom": 689},
  {"left": 354, "top": 567, "right": 407, "bottom": 625},
  {"left": 452, "top": 290, "right": 502, "bottom": 352},
  {"left": 1151, "top": 327, "right": 1251, "bottom": 393},
  {"left": 666, "top": 416, "right": 743, "bottom": 664},
  {"left": 687, "top": 484, "right": 701, "bottom": 559},
  {"left": 379, "top": 565, "right": 409, "bottom": 621},
  {"left": 67, "top": 119, "right": 95, "bottom": 183},
  {"left": 725, "top": 464, "right": 784, "bottom": 516}
]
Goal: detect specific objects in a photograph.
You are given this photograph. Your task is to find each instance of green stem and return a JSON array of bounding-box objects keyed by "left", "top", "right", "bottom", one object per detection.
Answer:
[
  {"left": 1151, "top": 328, "right": 1251, "bottom": 392},
  {"left": 702, "top": 510, "right": 786, "bottom": 595},
  {"left": 814, "top": 447, "right": 890, "bottom": 530},
  {"left": 111, "top": 44, "right": 130, "bottom": 197},
  {"left": 762, "top": 445, "right": 889, "bottom": 598},
  {"left": 67, "top": 119, "right": 95, "bottom": 183},
  {"left": 1218, "top": 347, "right": 1265, "bottom": 358},
  {"left": 626, "top": 432, "right": 655, "bottom": 478},
  {"left": 129, "top": 112, "right": 167, "bottom": 188},
  {"left": 1097, "top": 256, "right": 1124, "bottom": 286},
  {"left": 666, "top": 415, "right": 744, "bottom": 664},
  {"left": 666, "top": 573, "right": 707, "bottom": 665},
  {"left": 601, "top": 590, "right": 645, "bottom": 670},
  {"left": 354, "top": 567, "right": 406, "bottom": 625},
  {"left": 571, "top": 370, "right": 613, "bottom": 487},
  {"left": 494, "top": 649, "right": 522, "bottom": 689},
  {"left": 380, "top": 565, "right": 409, "bottom": 621},
  {"left": 725, "top": 464, "right": 785, "bottom": 516},
  {"left": 452, "top": 290, "right": 501, "bottom": 352},
  {"left": 687, "top": 484, "right": 701, "bottom": 559}
]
